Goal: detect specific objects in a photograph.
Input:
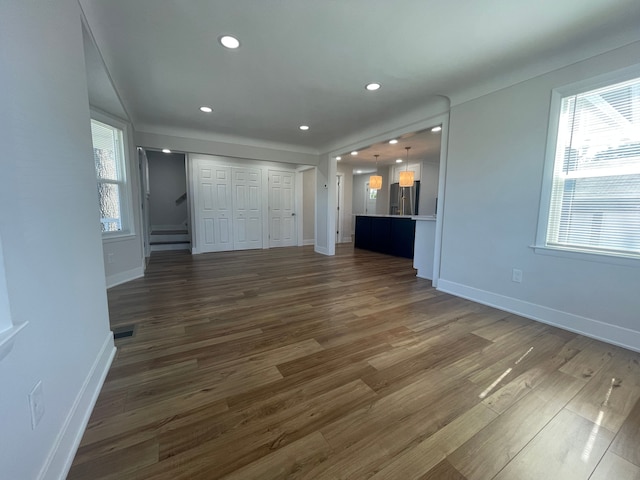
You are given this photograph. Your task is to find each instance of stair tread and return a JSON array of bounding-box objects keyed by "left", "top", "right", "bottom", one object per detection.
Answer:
[{"left": 151, "top": 230, "right": 188, "bottom": 235}]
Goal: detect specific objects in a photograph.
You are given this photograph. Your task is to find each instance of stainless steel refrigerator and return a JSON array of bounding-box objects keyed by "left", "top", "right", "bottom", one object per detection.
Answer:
[{"left": 389, "top": 181, "right": 420, "bottom": 216}]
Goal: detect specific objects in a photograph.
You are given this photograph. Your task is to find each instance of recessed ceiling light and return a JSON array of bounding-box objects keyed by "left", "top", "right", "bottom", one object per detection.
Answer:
[
  {"left": 351, "top": 151, "right": 358, "bottom": 156},
  {"left": 431, "top": 126, "right": 442, "bottom": 132},
  {"left": 219, "top": 35, "right": 240, "bottom": 49},
  {"left": 200, "top": 106, "right": 213, "bottom": 113},
  {"left": 356, "top": 170, "right": 362, "bottom": 174},
  {"left": 335, "top": 156, "right": 342, "bottom": 160},
  {"left": 299, "top": 125, "right": 310, "bottom": 131},
  {"left": 162, "top": 149, "right": 171, "bottom": 154},
  {"left": 389, "top": 139, "right": 398, "bottom": 144},
  {"left": 365, "top": 83, "right": 381, "bottom": 91},
  {"left": 396, "top": 159, "right": 403, "bottom": 163}
]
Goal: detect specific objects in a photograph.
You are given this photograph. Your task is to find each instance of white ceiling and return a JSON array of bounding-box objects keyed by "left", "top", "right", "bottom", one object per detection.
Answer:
[
  {"left": 339, "top": 128, "right": 442, "bottom": 174},
  {"left": 79, "top": 0, "right": 640, "bottom": 154}
]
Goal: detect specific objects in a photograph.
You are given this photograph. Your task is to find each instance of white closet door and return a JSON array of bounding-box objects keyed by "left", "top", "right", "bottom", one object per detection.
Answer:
[
  {"left": 268, "top": 170, "right": 296, "bottom": 247},
  {"left": 197, "top": 164, "right": 233, "bottom": 252},
  {"left": 232, "top": 167, "right": 262, "bottom": 250}
]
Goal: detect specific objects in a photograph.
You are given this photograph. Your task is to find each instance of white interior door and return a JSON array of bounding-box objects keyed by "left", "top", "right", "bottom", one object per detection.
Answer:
[
  {"left": 232, "top": 167, "right": 262, "bottom": 250},
  {"left": 269, "top": 170, "right": 296, "bottom": 247},
  {"left": 197, "top": 164, "right": 233, "bottom": 252}
]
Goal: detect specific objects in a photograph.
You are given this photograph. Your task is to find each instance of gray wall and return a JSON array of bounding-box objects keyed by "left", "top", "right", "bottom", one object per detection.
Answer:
[
  {"left": 0, "top": 2, "right": 114, "bottom": 478},
  {"left": 302, "top": 169, "right": 316, "bottom": 244},
  {"left": 439, "top": 40, "right": 640, "bottom": 350},
  {"left": 352, "top": 174, "right": 367, "bottom": 217},
  {"left": 420, "top": 156, "right": 440, "bottom": 216},
  {"left": 147, "top": 151, "right": 188, "bottom": 230}
]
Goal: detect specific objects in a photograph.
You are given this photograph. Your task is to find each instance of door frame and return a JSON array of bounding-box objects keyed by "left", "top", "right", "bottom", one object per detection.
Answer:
[{"left": 336, "top": 173, "right": 345, "bottom": 243}]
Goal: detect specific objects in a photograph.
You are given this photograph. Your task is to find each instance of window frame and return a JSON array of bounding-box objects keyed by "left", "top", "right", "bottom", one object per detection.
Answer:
[
  {"left": 90, "top": 110, "right": 135, "bottom": 240},
  {"left": 534, "top": 64, "right": 640, "bottom": 267}
]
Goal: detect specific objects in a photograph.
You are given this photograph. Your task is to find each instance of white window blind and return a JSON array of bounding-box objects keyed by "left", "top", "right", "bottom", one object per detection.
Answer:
[
  {"left": 546, "top": 76, "right": 640, "bottom": 258},
  {"left": 91, "top": 119, "right": 128, "bottom": 233}
]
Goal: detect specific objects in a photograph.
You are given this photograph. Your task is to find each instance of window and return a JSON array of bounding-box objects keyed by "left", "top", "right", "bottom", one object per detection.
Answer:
[
  {"left": 90, "top": 118, "right": 131, "bottom": 235},
  {"left": 537, "top": 72, "right": 640, "bottom": 261}
]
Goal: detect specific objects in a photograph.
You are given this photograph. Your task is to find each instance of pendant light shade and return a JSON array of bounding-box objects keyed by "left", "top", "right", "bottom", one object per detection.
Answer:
[
  {"left": 399, "top": 147, "right": 414, "bottom": 187},
  {"left": 369, "top": 154, "right": 382, "bottom": 190}
]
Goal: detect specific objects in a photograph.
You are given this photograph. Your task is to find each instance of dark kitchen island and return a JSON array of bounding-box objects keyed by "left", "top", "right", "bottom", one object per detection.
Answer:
[{"left": 354, "top": 214, "right": 416, "bottom": 259}]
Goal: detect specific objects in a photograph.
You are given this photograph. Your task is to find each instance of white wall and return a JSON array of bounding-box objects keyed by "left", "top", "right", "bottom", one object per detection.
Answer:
[
  {"left": 302, "top": 169, "right": 316, "bottom": 244},
  {"left": 315, "top": 154, "right": 335, "bottom": 255},
  {"left": 420, "top": 157, "right": 440, "bottom": 216},
  {"left": 352, "top": 174, "right": 367, "bottom": 217},
  {"left": 0, "top": 2, "right": 115, "bottom": 479},
  {"left": 336, "top": 164, "right": 353, "bottom": 243},
  {"left": 101, "top": 120, "right": 145, "bottom": 288},
  {"left": 439, "top": 40, "right": 640, "bottom": 351},
  {"left": 147, "top": 151, "right": 188, "bottom": 230}
]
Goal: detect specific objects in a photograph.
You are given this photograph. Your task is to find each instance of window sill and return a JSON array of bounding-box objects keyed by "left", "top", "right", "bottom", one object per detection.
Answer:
[
  {"left": 531, "top": 245, "right": 640, "bottom": 268},
  {"left": 0, "top": 321, "right": 28, "bottom": 362},
  {"left": 102, "top": 233, "right": 136, "bottom": 244}
]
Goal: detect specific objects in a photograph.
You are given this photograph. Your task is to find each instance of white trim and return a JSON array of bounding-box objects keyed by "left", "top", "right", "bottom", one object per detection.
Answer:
[
  {"left": 531, "top": 245, "right": 640, "bottom": 267},
  {"left": 106, "top": 266, "right": 144, "bottom": 289},
  {"left": 437, "top": 279, "right": 640, "bottom": 353},
  {"left": 0, "top": 321, "right": 28, "bottom": 363},
  {"left": 315, "top": 245, "right": 329, "bottom": 256},
  {"left": 534, "top": 63, "right": 640, "bottom": 263},
  {"left": 303, "top": 239, "right": 315, "bottom": 246},
  {"left": 296, "top": 168, "right": 304, "bottom": 246},
  {"left": 91, "top": 110, "right": 136, "bottom": 238},
  {"left": 431, "top": 112, "right": 450, "bottom": 288},
  {"left": 102, "top": 233, "right": 137, "bottom": 244},
  {"left": 38, "top": 332, "right": 116, "bottom": 480}
]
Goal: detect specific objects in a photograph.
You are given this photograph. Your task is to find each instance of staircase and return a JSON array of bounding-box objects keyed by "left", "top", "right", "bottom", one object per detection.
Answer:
[{"left": 149, "top": 229, "right": 191, "bottom": 252}]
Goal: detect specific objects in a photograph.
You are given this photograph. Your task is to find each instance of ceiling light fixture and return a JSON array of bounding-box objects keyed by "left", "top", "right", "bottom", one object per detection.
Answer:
[
  {"left": 389, "top": 139, "right": 398, "bottom": 144},
  {"left": 219, "top": 35, "right": 240, "bottom": 49},
  {"left": 336, "top": 156, "right": 342, "bottom": 160},
  {"left": 351, "top": 151, "right": 358, "bottom": 156},
  {"left": 365, "top": 83, "right": 381, "bottom": 91},
  {"left": 356, "top": 170, "right": 362, "bottom": 174},
  {"left": 162, "top": 149, "right": 171, "bottom": 154},
  {"left": 200, "top": 106, "right": 213, "bottom": 113},
  {"left": 431, "top": 126, "right": 442, "bottom": 132},
  {"left": 299, "top": 125, "right": 310, "bottom": 131},
  {"left": 396, "top": 159, "right": 403, "bottom": 163},
  {"left": 369, "top": 155, "right": 382, "bottom": 190}
]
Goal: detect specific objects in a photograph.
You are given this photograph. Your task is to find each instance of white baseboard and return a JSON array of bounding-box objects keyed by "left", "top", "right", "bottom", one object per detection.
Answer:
[
  {"left": 106, "top": 266, "right": 144, "bottom": 289},
  {"left": 39, "top": 332, "right": 116, "bottom": 480},
  {"left": 315, "top": 245, "right": 329, "bottom": 256},
  {"left": 437, "top": 279, "right": 640, "bottom": 353},
  {"left": 303, "top": 239, "right": 315, "bottom": 246}
]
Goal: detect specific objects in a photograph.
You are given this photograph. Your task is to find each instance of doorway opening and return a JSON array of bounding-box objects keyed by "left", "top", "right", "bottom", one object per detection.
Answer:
[{"left": 141, "top": 149, "right": 191, "bottom": 254}]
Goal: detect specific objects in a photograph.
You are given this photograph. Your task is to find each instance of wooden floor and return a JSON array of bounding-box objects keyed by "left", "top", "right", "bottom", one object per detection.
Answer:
[{"left": 69, "top": 245, "right": 640, "bottom": 480}]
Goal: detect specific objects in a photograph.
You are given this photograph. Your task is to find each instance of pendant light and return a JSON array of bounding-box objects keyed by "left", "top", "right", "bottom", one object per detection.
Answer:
[
  {"left": 399, "top": 146, "right": 414, "bottom": 187},
  {"left": 369, "top": 155, "right": 382, "bottom": 190}
]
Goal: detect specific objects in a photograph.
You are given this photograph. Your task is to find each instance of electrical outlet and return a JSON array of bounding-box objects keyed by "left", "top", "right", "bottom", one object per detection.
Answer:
[
  {"left": 28, "top": 381, "right": 45, "bottom": 429},
  {"left": 512, "top": 268, "right": 523, "bottom": 283}
]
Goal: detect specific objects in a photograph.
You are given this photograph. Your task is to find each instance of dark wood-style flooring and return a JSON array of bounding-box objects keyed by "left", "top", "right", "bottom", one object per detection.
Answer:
[{"left": 68, "top": 245, "right": 640, "bottom": 479}]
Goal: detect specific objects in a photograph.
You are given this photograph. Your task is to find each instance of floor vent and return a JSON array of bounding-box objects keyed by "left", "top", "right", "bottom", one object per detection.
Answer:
[{"left": 113, "top": 325, "right": 136, "bottom": 340}]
